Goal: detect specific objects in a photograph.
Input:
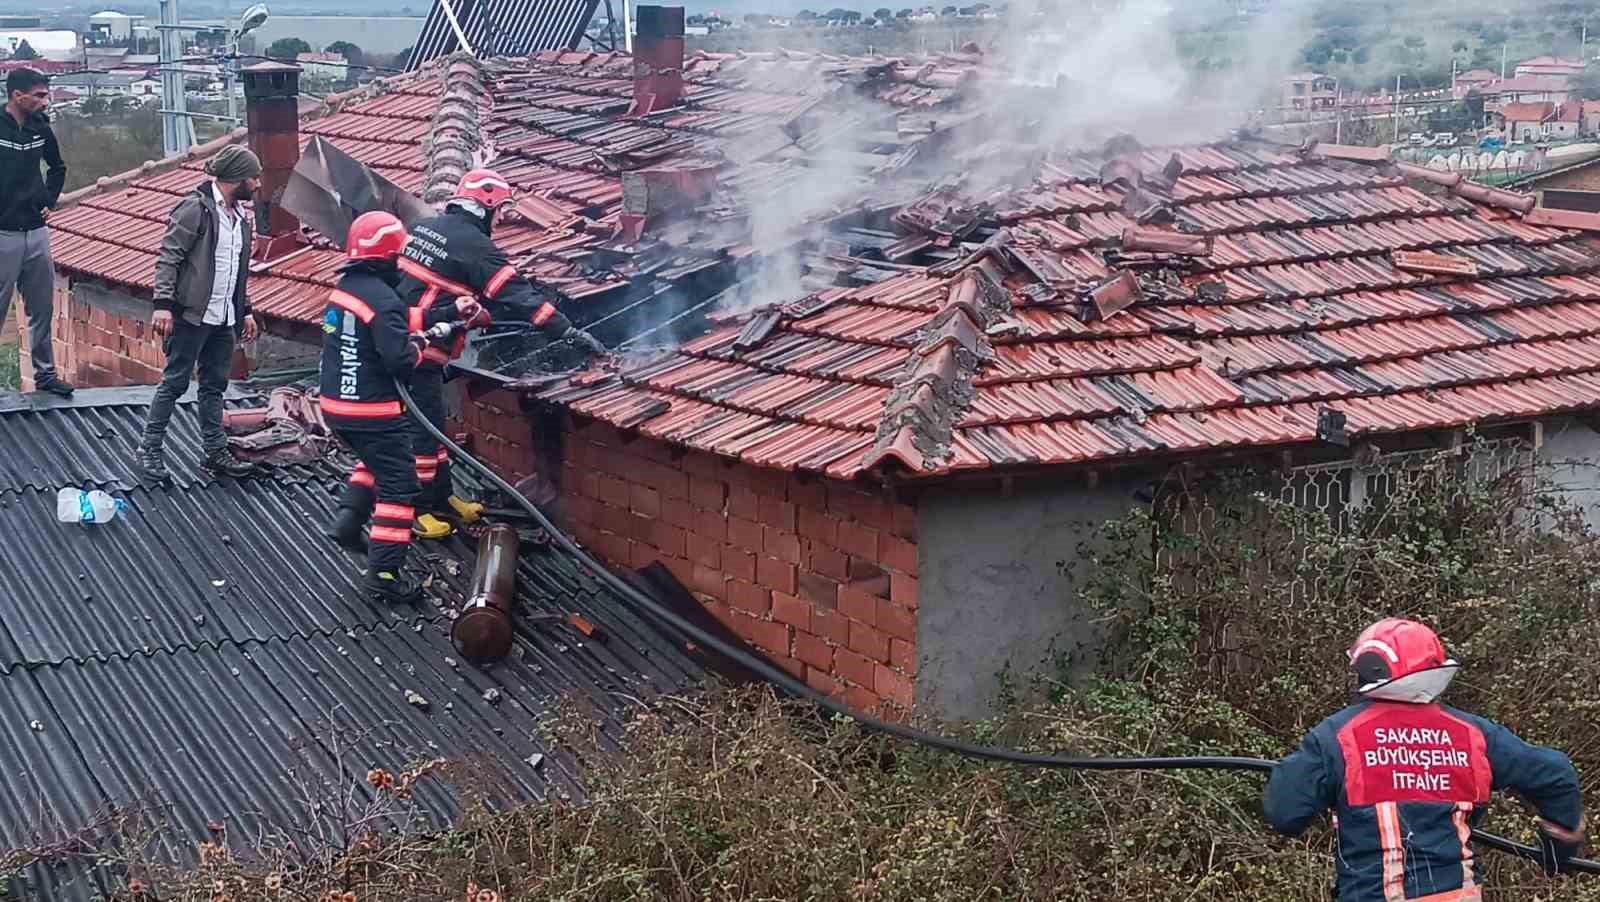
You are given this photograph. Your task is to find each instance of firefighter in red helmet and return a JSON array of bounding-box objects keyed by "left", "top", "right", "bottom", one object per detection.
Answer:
[
  {"left": 319, "top": 211, "right": 469, "bottom": 604},
  {"left": 396, "top": 167, "right": 603, "bottom": 539},
  {"left": 1264, "top": 618, "right": 1587, "bottom": 901}
]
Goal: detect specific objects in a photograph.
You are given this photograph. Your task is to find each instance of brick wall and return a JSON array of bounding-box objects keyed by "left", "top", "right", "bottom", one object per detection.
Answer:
[
  {"left": 552, "top": 418, "right": 921, "bottom": 715},
  {"left": 18, "top": 279, "right": 164, "bottom": 390},
  {"left": 450, "top": 386, "right": 539, "bottom": 483},
  {"left": 1535, "top": 165, "right": 1600, "bottom": 193}
]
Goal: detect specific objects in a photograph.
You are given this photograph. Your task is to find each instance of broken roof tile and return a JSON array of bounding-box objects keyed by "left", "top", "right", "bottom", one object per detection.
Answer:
[
  {"left": 1121, "top": 226, "right": 1213, "bottom": 257},
  {"left": 1307, "top": 141, "right": 1393, "bottom": 163},
  {"left": 1088, "top": 270, "right": 1143, "bottom": 321},
  {"left": 1392, "top": 249, "right": 1480, "bottom": 277}
]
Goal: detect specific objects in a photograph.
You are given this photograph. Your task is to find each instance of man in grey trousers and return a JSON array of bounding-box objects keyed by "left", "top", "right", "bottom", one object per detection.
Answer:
[
  {"left": 136, "top": 145, "right": 263, "bottom": 481},
  {"left": 0, "top": 67, "right": 73, "bottom": 397}
]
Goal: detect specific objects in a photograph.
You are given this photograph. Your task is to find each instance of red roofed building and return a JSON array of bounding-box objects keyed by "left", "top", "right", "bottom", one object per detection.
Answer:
[
  {"left": 1500, "top": 101, "right": 1557, "bottom": 142},
  {"left": 30, "top": 14, "right": 1600, "bottom": 718}
]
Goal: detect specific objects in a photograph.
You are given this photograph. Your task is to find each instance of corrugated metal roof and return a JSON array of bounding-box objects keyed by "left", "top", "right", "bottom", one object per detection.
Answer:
[{"left": 0, "top": 395, "right": 704, "bottom": 900}]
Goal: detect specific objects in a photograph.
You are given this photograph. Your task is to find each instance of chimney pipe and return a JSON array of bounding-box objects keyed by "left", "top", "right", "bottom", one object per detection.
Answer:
[
  {"left": 242, "top": 60, "right": 304, "bottom": 257},
  {"left": 629, "top": 5, "right": 684, "bottom": 117}
]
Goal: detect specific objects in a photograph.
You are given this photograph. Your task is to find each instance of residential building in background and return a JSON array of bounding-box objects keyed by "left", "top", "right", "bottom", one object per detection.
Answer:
[
  {"left": 1514, "top": 55, "right": 1587, "bottom": 79},
  {"left": 295, "top": 51, "right": 348, "bottom": 82},
  {"left": 87, "top": 10, "right": 143, "bottom": 44},
  {"left": 1281, "top": 71, "right": 1337, "bottom": 121}
]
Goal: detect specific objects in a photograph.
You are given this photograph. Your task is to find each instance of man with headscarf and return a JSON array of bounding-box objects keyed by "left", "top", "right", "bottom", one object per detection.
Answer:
[{"left": 136, "top": 144, "right": 264, "bottom": 481}]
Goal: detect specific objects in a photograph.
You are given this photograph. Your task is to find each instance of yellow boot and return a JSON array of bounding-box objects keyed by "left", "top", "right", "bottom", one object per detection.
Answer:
[
  {"left": 413, "top": 513, "right": 454, "bottom": 540},
  {"left": 447, "top": 495, "right": 484, "bottom": 523}
]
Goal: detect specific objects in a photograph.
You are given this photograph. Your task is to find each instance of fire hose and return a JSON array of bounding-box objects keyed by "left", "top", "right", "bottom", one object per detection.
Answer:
[{"left": 393, "top": 378, "right": 1600, "bottom": 878}]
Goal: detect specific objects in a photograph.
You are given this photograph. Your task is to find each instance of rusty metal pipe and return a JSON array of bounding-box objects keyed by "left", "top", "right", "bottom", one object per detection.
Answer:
[{"left": 452, "top": 524, "right": 519, "bottom": 665}]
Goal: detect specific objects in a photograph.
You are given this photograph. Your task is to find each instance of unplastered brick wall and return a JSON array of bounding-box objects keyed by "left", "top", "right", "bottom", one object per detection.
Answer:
[
  {"left": 17, "top": 279, "right": 165, "bottom": 390},
  {"left": 556, "top": 419, "right": 920, "bottom": 715},
  {"left": 450, "top": 386, "right": 539, "bottom": 483}
]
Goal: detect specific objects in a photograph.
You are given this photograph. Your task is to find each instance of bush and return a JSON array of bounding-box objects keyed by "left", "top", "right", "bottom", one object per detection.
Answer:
[{"left": 15, "top": 445, "right": 1600, "bottom": 900}]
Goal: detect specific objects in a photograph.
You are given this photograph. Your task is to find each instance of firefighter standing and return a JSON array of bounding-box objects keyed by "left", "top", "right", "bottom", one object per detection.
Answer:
[
  {"left": 396, "top": 168, "right": 603, "bottom": 540},
  {"left": 1264, "top": 618, "right": 1587, "bottom": 900},
  {"left": 318, "top": 211, "right": 447, "bottom": 604}
]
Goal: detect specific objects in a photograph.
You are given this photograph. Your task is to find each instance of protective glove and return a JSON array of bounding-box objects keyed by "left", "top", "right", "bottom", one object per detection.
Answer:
[
  {"left": 454, "top": 296, "right": 489, "bottom": 328},
  {"left": 1539, "top": 814, "right": 1587, "bottom": 876},
  {"left": 567, "top": 328, "right": 607, "bottom": 356}
]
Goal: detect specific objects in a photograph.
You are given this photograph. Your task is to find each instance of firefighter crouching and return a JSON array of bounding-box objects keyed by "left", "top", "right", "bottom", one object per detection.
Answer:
[
  {"left": 318, "top": 211, "right": 465, "bottom": 604},
  {"left": 397, "top": 167, "right": 605, "bottom": 540}
]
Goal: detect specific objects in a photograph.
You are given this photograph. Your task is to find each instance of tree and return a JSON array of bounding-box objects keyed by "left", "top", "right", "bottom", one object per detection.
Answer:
[
  {"left": 744, "top": 12, "right": 768, "bottom": 26},
  {"left": 11, "top": 39, "right": 37, "bottom": 60},
  {"left": 874, "top": 7, "right": 892, "bottom": 19},
  {"left": 941, "top": 4, "right": 956, "bottom": 14},
  {"left": 1571, "top": 68, "right": 1600, "bottom": 100},
  {"left": 795, "top": 9, "right": 817, "bottom": 19},
  {"left": 1303, "top": 37, "right": 1333, "bottom": 66},
  {"left": 897, "top": 7, "right": 913, "bottom": 16},
  {"left": 80, "top": 95, "right": 107, "bottom": 116},
  {"left": 1403, "top": 35, "right": 1425, "bottom": 51},
  {"left": 265, "top": 37, "right": 311, "bottom": 60},
  {"left": 1452, "top": 39, "right": 1469, "bottom": 53},
  {"left": 326, "top": 40, "right": 364, "bottom": 67}
]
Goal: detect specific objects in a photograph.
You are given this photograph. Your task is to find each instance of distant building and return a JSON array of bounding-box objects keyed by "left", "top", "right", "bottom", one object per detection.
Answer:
[
  {"left": 295, "top": 51, "right": 348, "bottom": 82},
  {"left": 1514, "top": 56, "right": 1586, "bottom": 79},
  {"left": 88, "top": 11, "right": 143, "bottom": 44},
  {"left": 1480, "top": 75, "right": 1571, "bottom": 113},
  {"left": 1583, "top": 101, "right": 1600, "bottom": 137},
  {"left": 1500, "top": 101, "right": 1556, "bottom": 143},
  {"left": 1454, "top": 68, "right": 1497, "bottom": 99},
  {"left": 1506, "top": 151, "right": 1600, "bottom": 213},
  {"left": 0, "top": 29, "right": 81, "bottom": 62},
  {"left": 1281, "top": 71, "right": 1337, "bottom": 121},
  {"left": 1549, "top": 101, "right": 1584, "bottom": 140}
]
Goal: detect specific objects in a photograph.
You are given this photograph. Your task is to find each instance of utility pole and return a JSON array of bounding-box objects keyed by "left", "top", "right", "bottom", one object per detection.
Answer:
[
  {"left": 1501, "top": 43, "right": 1507, "bottom": 79},
  {"left": 157, "top": 0, "right": 195, "bottom": 157},
  {"left": 224, "top": 35, "right": 238, "bottom": 125},
  {"left": 1393, "top": 73, "right": 1401, "bottom": 144}
]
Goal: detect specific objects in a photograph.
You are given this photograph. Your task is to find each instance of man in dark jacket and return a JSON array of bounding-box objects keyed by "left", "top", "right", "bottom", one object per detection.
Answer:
[
  {"left": 1264, "top": 618, "right": 1587, "bottom": 901},
  {"left": 319, "top": 211, "right": 433, "bottom": 604},
  {"left": 136, "top": 145, "right": 262, "bottom": 480},
  {"left": 395, "top": 167, "right": 603, "bottom": 539},
  {"left": 1, "top": 67, "right": 73, "bottom": 397}
]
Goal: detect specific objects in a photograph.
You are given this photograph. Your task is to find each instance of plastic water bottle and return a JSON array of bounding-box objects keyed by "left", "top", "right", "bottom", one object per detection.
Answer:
[{"left": 56, "top": 488, "right": 126, "bottom": 524}]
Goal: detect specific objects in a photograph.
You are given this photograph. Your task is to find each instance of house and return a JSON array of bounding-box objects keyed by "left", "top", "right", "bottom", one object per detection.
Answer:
[
  {"left": 0, "top": 386, "right": 706, "bottom": 897},
  {"left": 1505, "top": 151, "right": 1600, "bottom": 213},
  {"left": 294, "top": 50, "right": 348, "bottom": 82},
  {"left": 1453, "top": 67, "right": 1498, "bottom": 99},
  {"left": 1499, "top": 101, "right": 1555, "bottom": 143},
  {"left": 1548, "top": 100, "right": 1583, "bottom": 139},
  {"left": 1480, "top": 74, "right": 1571, "bottom": 112},
  {"left": 1281, "top": 71, "right": 1337, "bottom": 120},
  {"left": 1582, "top": 100, "right": 1600, "bottom": 137},
  {"left": 1514, "top": 55, "right": 1587, "bottom": 79},
  {"left": 37, "top": 11, "right": 1600, "bottom": 722}
]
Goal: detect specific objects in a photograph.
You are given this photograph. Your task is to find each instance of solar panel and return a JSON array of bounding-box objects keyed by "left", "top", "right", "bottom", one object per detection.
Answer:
[{"left": 406, "top": 0, "right": 603, "bottom": 70}]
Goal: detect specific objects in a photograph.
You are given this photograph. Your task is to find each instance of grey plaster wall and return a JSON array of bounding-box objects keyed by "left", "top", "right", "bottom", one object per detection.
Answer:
[
  {"left": 1538, "top": 417, "right": 1600, "bottom": 532},
  {"left": 915, "top": 475, "right": 1147, "bottom": 720}
]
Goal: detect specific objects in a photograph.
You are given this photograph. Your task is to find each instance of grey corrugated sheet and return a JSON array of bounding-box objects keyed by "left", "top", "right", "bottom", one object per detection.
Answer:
[
  {"left": 0, "top": 398, "right": 705, "bottom": 901},
  {"left": 406, "top": 0, "right": 601, "bottom": 70}
]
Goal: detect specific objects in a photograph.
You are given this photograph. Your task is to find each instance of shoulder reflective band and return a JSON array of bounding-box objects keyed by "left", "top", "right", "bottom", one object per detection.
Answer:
[
  {"left": 484, "top": 264, "right": 517, "bottom": 299},
  {"left": 319, "top": 397, "right": 404, "bottom": 418},
  {"left": 408, "top": 306, "right": 424, "bottom": 332},
  {"left": 397, "top": 257, "right": 475, "bottom": 298},
  {"left": 532, "top": 302, "right": 558, "bottom": 327},
  {"left": 328, "top": 290, "right": 376, "bottom": 324}
]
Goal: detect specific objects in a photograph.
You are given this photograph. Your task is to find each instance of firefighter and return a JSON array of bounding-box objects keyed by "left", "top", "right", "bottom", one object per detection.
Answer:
[
  {"left": 1264, "top": 618, "right": 1587, "bottom": 900},
  {"left": 318, "top": 211, "right": 466, "bottom": 604},
  {"left": 396, "top": 167, "right": 604, "bottom": 540}
]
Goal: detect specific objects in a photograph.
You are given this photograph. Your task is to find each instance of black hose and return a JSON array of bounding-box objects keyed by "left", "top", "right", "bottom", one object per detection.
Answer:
[{"left": 397, "top": 382, "right": 1598, "bottom": 877}]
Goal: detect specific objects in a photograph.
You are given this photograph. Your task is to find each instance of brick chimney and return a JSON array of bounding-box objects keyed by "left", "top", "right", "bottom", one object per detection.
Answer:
[
  {"left": 629, "top": 5, "right": 685, "bottom": 117},
  {"left": 242, "top": 60, "right": 303, "bottom": 258}
]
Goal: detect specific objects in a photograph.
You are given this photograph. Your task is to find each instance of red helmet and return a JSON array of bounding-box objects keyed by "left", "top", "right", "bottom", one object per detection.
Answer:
[
  {"left": 345, "top": 211, "right": 407, "bottom": 261},
  {"left": 1348, "top": 618, "right": 1459, "bottom": 704},
  {"left": 452, "top": 168, "right": 515, "bottom": 209}
]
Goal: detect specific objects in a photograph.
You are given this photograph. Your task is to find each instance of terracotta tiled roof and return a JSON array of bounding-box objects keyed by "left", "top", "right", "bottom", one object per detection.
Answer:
[
  {"left": 1500, "top": 101, "right": 1556, "bottom": 123},
  {"left": 542, "top": 141, "right": 1600, "bottom": 479}
]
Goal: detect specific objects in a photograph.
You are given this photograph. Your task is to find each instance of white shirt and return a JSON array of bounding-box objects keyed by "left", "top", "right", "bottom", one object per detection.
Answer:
[{"left": 203, "top": 183, "right": 244, "bottom": 327}]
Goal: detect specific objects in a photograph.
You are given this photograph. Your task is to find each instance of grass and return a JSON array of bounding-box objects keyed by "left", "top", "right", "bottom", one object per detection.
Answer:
[{"left": 0, "top": 343, "right": 17, "bottom": 391}]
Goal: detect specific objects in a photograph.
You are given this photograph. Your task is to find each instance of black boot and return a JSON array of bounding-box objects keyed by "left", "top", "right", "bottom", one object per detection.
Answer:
[
  {"left": 365, "top": 567, "right": 424, "bottom": 605},
  {"left": 323, "top": 506, "right": 369, "bottom": 555},
  {"left": 202, "top": 447, "right": 259, "bottom": 477}
]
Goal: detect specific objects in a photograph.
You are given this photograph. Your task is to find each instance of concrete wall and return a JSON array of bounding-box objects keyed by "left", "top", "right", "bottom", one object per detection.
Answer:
[
  {"left": 1538, "top": 417, "right": 1600, "bottom": 532},
  {"left": 916, "top": 474, "right": 1145, "bottom": 719}
]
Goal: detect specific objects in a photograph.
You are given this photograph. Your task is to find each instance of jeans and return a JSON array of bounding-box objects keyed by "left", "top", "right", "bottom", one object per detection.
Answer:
[
  {"left": 140, "top": 319, "right": 236, "bottom": 455},
  {"left": 0, "top": 227, "right": 58, "bottom": 380}
]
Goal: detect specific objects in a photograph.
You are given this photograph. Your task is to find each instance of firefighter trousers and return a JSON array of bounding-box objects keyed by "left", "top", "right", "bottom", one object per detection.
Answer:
[
  {"left": 332, "top": 418, "right": 420, "bottom": 573},
  {"left": 409, "top": 364, "right": 452, "bottom": 512}
]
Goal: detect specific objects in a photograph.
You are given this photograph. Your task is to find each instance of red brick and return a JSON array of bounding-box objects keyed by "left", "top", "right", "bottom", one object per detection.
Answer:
[
  {"left": 771, "top": 592, "right": 812, "bottom": 630},
  {"left": 727, "top": 517, "right": 763, "bottom": 552},
  {"left": 838, "top": 586, "right": 878, "bottom": 626},
  {"left": 797, "top": 571, "right": 839, "bottom": 609},
  {"left": 759, "top": 495, "right": 797, "bottom": 532},
  {"left": 659, "top": 497, "right": 694, "bottom": 530},
  {"left": 728, "top": 579, "right": 771, "bottom": 615},
  {"left": 809, "top": 544, "right": 850, "bottom": 582},
  {"left": 795, "top": 631, "right": 834, "bottom": 671},
  {"left": 728, "top": 488, "right": 760, "bottom": 521},
  {"left": 891, "top": 572, "right": 919, "bottom": 609},
  {"left": 625, "top": 435, "right": 676, "bottom": 464},
  {"left": 834, "top": 648, "right": 877, "bottom": 688},
  {"left": 595, "top": 503, "right": 631, "bottom": 537},
  {"left": 590, "top": 532, "right": 629, "bottom": 566},
  {"left": 890, "top": 638, "right": 917, "bottom": 674},
  {"left": 630, "top": 484, "right": 661, "bottom": 518},
  {"left": 565, "top": 495, "right": 595, "bottom": 529},
  {"left": 687, "top": 532, "right": 722, "bottom": 568},
  {"left": 813, "top": 608, "right": 849, "bottom": 645},
  {"left": 836, "top": 520, "right": 880, "bottom": 561},
  {"left": 681, "top": 451, "right": 727, "bottom": 481},
  {"left": 598, "top": 476, "right": 630, "bottom": 508},
  {"left": 748, "top": 618, "right": 791, "bottom": 657},
  {"left": 797, "top": 507, "right": 838, "bottom": 545},
  {"left": 648, "top": 519, "right": 686, "bottom": 558},
  {"left": 691, "top": 563, "right": 728, "bottom": 602},
  {"left": 695, "top": 509, "right": 727, "bottom": 543},
  {"left": 764, "top": 528, "right": 801, "bottom": 564},
  {"left": 847, "top": 558, "right": 890, "bottom": 597},
  {"left": 745, "top": 466, "right": 790, "bottom": 499},
  {"left": 638, "top": 461, "right": 689, "bottom": 500},
  {"left": 844, "top": 686, "right": 881, "bottom": 714},
  {"left": 690, "top": 476, "right": 727, "bottom": 511},
  {"left": 629, "top": 541, "right": 661, "bottom": 569},
  {"left": 881, "top": 534, "right": 917, "bottom": 575},
  {"left": 875, "top": 664, "right": 914, "bottom": 709},
  {"left": 723, "top": 609, "right": 757, "bottom": 642},
  {"left": 788, "top": 476, "right": 827, "bottom": 509},
  {"left": 661, "top": 556, "right": 695, "bottom": 590},
  {"left": 805, "top": 667, "right": 844, "bottom": 698},
  {"left": 877, "top": 598, "right": 916, "bottom": 642},
  {"left": 723, "top": 546, "right": 756, "bottom": 582},
  {"left": 756, "top": 557, "right": 797, "bottom": 595},
  {"left": 849, "top": 620, "right": 890, "bottom": 663},
  {"left": 774, "top": 655, "right": 806, "bottom": 682}
]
